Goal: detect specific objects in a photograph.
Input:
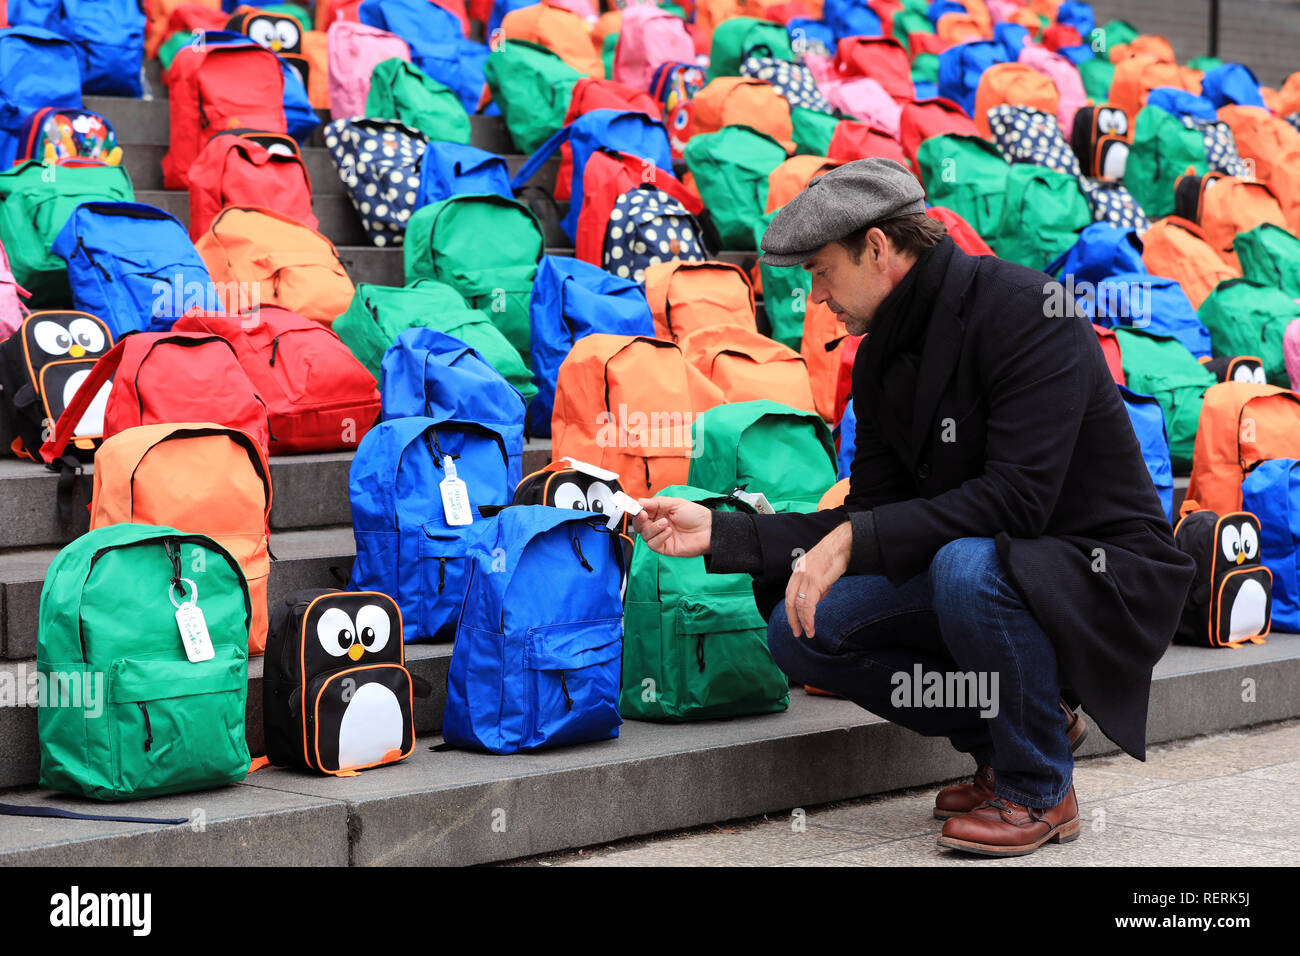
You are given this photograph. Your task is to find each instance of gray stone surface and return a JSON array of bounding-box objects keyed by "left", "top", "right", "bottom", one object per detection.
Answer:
[{"left": 0, "top": 783, "right": 349, "bottom": 866}]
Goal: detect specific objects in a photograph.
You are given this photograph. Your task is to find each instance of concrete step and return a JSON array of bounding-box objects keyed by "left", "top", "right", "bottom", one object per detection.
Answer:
[
  {"left": 1, "top": 635, "right": 1297, "bottom": 865},
  {"left": 0, "top": 441, "right": 554, "bottom": 550}
]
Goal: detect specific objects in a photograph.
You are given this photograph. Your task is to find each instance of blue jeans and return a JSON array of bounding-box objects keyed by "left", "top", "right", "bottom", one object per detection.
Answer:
[{"left": 767, "top": 537, "right": 1074, "bottom": 808}]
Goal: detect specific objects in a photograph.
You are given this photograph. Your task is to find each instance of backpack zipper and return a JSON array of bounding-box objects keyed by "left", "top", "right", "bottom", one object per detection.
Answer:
[
  {"left": 269, "top": 336, "right": 280, "bottom": 366},
  {"left": 76, "top": 236, "right": 113, "bottom": 283},
  {"left": 558, "top": 670, "right": 573, "bottom": 711},
  {"left": 572, "top": 533, "right": 592, "bottom": 571},
  {"left": 137, "top": 702, "right": 154, "bottom": 752},
  {"left": 695, "top": 634, "right": 706, "bottom": 673}
]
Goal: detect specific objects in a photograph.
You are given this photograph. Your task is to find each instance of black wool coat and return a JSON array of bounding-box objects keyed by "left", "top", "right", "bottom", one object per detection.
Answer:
[{"left": 742, "top": 242, "right": 1196, "bottom": 760}]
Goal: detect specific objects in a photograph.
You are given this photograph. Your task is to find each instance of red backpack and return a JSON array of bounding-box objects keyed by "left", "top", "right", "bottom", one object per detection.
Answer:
[
  {"left": 186, "top": 130, "right": 317, "bottom": 239},
  {"left": 574, "top": 148, "right": 707, "bottom": 266},
  {"left": 926, "top": 205, "right": 993, "bottom": 255},
  {"left": 826, "top": 121, "right": 909, "bottom": 165},
  {"left": 162, "top": 42, "right": 288, "bottom": 190},
  {"left": 832, "top": 36, "right": 914, "bottom": 102},
  {"left": 900, "top": 97, "right": 978, "bottom": 178},
  {"left": 41, "top": 332, "right": 270, "bottom": 465},
  {"left": 172, "top": 307, "right": 381, "bottom": 454}
]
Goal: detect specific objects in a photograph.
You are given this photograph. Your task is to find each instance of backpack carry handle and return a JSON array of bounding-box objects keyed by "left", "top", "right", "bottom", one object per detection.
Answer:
[
  {"left": 39, "top": 336, "right": 124, "bottom": 465},
  {"left": 508, "top": 122, "right": 571, "bottom": 193}
]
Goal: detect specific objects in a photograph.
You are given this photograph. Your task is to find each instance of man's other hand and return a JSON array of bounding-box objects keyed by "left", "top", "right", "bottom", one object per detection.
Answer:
[
  {"left": 633, "top": 497, "right": 713, "bottom": 558},
  {"left": 786, "top": 521, "right": 852, "bottom": 639}
]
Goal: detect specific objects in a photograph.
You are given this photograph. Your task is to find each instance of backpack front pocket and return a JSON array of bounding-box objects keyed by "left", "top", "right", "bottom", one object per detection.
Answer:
[
  {"left": 1214, "top": 565, "right": 1272, "bottom": 646},
  {"left": 523, "top": 617, "right": 623, "bottom": 750},
  {"left": 675, "top": 593, "right": 788, "bottom": 718},
  {"left": 106, "top": 646, "right": 249, "bottom": 799},
  {"left": 418, "top": 524, "right": 469, "bottom": 641},
  {"left": 304, "top": 663, "right": 414, "bottom": 773}
]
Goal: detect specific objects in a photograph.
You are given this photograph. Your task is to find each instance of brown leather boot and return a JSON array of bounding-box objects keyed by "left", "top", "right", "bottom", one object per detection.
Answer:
[
  {"left": 937, "top": 787, "right": 1080, "bottom": 857},
  {"left": 933, "top": 702, "right": 1088, "bottom": 820}
]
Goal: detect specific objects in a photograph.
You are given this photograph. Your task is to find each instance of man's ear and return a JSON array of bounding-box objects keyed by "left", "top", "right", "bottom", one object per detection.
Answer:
[{"left": 866, "top": 227, "right": 890, "bottom": 267}]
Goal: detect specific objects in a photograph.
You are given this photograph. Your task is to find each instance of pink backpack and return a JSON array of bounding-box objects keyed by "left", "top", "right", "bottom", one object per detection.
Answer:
[
  {"left": 547, "top": 0, "right": 597, "bottom": 19},
  {"left": 821, "top": 77, "right": 903, "bottom": 138},
  {"left": 0, "top": 238, "right": 31, "bottom": 340},
  {"left": 327, "top": 20, "right": 411, "bottom": 120},
  {"left": 986, "top": 0, "right": 1022, "bottom": 24},
  {"left": 613, "top": 6, "right": 695, "bottom": 91},
  {"left": 1019, "top": 46, "right": 1086, "bottom": 137},
  {"left": 1285, "top": 318, "right": 1300, "bottom": 391}
]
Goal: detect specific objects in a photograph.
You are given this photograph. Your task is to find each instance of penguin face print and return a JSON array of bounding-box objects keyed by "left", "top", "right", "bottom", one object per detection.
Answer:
[
  {"left": 1097, "top": 137, "right": 1129, "bottom": 181},
  {"left": 24, "top": 312, "right": 111, "bottom": 366},
  {"left": 1219, "top": 517, "right": 1260, "bottom": 567},
  {"left": 1212, "top": 513, "right": 1271, "bottom": 646},
  {"left": 1230, "top": 359, "right": 1267, "bottom": 385},
  {"left": 551, "top": 478, "right": 617, "bottom": 515},
  {"left": 1096, "top": 107, "right": 1129, "bottom": 139},
  {"left": 244, "top": 13, "right": 301, "bottom": 54},
  {"left": 302, "top": 592, "right": 403, "bottom": 679}
]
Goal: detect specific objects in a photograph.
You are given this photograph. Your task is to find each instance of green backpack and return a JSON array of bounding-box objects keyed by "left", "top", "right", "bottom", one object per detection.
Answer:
[
  {"left": 1198, "top": 279, "right": 1300, "bottom": 387},
  {"left": 688, "top": 399, "right": 837, "bottom": 513},
  {"left": 1187, "top": 55, "right": 1225, "bottom": 73},
  {"left": 334, "top": 280, "right": 537, "bottom": 401},
  {"left": 790, "top": 107, "right": 839, "bottom": 156},
  {"left": 1235, "top": 223, "right": 1300, "bottom": 300},
  {"left": 911, "top": 52, "right": 940, "bottom": 88},
  {"left": 1090, "top": 19, "right": 1138, "bottom": 58},
  {"left": 1077, "top": 56, "right": 1114, "bottom": 102},
  {"left": 991, "top": 165, "right": 1092, "bottom": 271},
  {"left": 403, "top": 194, "right": 544, "bottom": 368},
  {"left": 891, "top": 9, "right": 935, "bottom": 46},
  {"left": 1124, "top": 105, "right": 1208, "bottom": 221},
  {"left": 602, "top": 32, "right": 618, "bottom": 78},
  {"left": 0, "top": 160, "right": 134, "bottom": 304},
  {"left": 622, "top": 485, "right": 789, "bottom": 722},
  {"left": 365, "top": 58, "right": 471, "bottom": 145},
  {"left": 684, "top": 125, "right": 787, "bottom": 250},
  {"left": 707, "top": 17, "right": 794, "bottom": 81},
  {"left": 753, "top": 210, "right": 807, "bottom": 350},
  {"left": 38, "top": 524, "right": 251, "bottom": 801},
  {"left": 484, "top": 39, "right": 581, "bottom": 154},
  {"left": 1113, "top": 327, "right": 1216, "bottom": 472},
  {"left": 915, "top": 134, "right": 1010, "bottom": 241}
]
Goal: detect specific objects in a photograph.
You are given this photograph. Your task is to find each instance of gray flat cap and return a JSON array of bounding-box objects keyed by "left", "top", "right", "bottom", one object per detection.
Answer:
[{"left": 759, "top": 157, "right": 927, "bottom": 267}]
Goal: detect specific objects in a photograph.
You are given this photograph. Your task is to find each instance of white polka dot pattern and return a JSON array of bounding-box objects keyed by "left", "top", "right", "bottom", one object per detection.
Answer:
[
  {"left": 741, "top": 56, "right": 833, "bottom": 114},
  {"left": 324, "top": 117, "right": 429, "bottom": 247},
  {"left": 1079, "top": 177, "right": 1150, "bottom": 231},
  {"left": 603, "top": 188, "right": 706, "bottom": 284},
  {"left": 988, "top": 105, "right": 1082, "bottom": 178}
]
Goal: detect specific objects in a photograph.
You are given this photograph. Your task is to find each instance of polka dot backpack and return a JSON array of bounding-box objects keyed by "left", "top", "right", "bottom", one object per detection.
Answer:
[
  {"left": 740, "top": 56, "right": 833, "bottom": 114},
  {"left": 324, "top": 118, "right": 428, "bottom": 247},
  {"left": 1078, "top": 177, "right": 1150, "bottom": 232},
  {"left": 987, "top": 105, "right": 1082, "bottom": 178},
  {"left": 603, "top": 185, "right": 706, "bottom": 284}
]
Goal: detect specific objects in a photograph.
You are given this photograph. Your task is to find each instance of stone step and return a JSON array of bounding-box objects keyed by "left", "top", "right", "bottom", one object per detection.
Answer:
[
  {"left": 0, "top": 441, "right": 554, "bottom": 550},
  {"left": 1, "top": 636, "right": 1297, "bottom": 865}
]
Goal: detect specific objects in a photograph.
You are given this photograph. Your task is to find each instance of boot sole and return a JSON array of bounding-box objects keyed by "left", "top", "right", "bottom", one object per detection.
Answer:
[{"left": 936, "top": 815, "right": 1081, "bottom": 857}]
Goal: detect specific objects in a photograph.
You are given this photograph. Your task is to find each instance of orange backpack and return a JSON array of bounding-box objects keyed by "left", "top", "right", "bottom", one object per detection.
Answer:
[
  {"left": 195, "top": 205, "right": 355, "bottom": 326},
  {"left": 1109, "top": 34, "right": 1176, "bottom": 65},
  {"left": 1109, "top": 53, "right": 1198, "bottom": 122},
  {"left": 1141, "top": 216, "right": 1240, "bottom": 310},
  {"left": 801, "top": 302, "right": 859, "bottom": 423},
  {"left": 1217, "top": 105, "right": 1300, "bottom": 234},
  {"left": 936, "top": 11, "right": 987, "bottom": 44},
  {"left": 502, "top": 0, "right": 603, "bottom": 77},
  {"left": 551, "top": 334, "right": 725, "bottom": 498},
  {"left": 765, "top": 155, "right": 841, "bottom": 212},
  {"left": 689, "top": 77, "right": 794, "bottom": 145},
  {"left": 301, "top": 29, "right": 331, "bottom": 109},
  {"left": 89, "top": 423, "right": 273, "bottom": 655},
  {"left": 690, "top": 0, "right": 742, "bottom": 55},
  {"left": 1180, "top": 174, "right": 1288, "bottom": 271},
  {"left": 972, "top": 63, "right": 1061, "bottom": 139},
  {"left": 678, "top": 325, "right": 816, "bottom": 412},
  {"left": 644, "top": 260, "right": 757, "bottom": 342},
  {"left": 817, "top": 476, "right": 848, "bottom": 509},
  {"left": 1186, "top": 382, "right": 1300, "bottom": 514}
]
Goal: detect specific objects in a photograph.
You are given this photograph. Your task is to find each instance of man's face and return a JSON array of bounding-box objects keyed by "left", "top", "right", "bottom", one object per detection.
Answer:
[{"left": 803, "top": 231, "right": 908, "bottom": 337}]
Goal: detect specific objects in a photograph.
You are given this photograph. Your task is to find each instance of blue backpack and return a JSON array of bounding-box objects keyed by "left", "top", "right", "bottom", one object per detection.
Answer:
[
  {"left": 1047, "top": 222, "right": 1147, "bottom": 285},
  {"left": 348, "top": 415, "right": 513, "bottom": 642},
  {"left": 487, "top": 0, "right": 534, "bottom": 35},
  {"left": 527, "top": 255, "right": 654, "bottom": 438},
  {"left": 836, "top": 396, "right": 856, "bottom": 480},
  {"left": 1055, "top": 0, "right": 1095, "bottom": 38},
  {"left": 1146, "top": 87, "right": 1218, "bottom": 123},
  {"left": 508, "top": 109, "right": 675, "bottom": 243},
  {"left": 787, "top": 19, "right": 834, "bottom": 59},
  {"left": 928, "top": 0, "right": 967, "bottom": 25},
  {"left": 380, "top": 326, "right": 527, "bottom": 488},
  {"left": 324, "top": 118, "right": 427, "bottom": 247},
  {"left": 359, "top": 0, "right": 487, "bottom": 112},
  {"left": 0, "top": 27, "right": 81, "bottom": 168},
  {"left": 1241, "top": 458, "right": 1300, "bottom": 631},
  {"left": 443, "top": 506, "right": 626, "bottom": 754},
  {"left": 1081, "top": 273, "right": 1212, "bottom": 360},
  {"left": 1200, "top": 63, "right": 1267, "bottom": 110},
  {"left": 938, "top": 41, "right": 1007, "bottom": 118},
  {"left": 1119, "top": 385, "right": 1174, "bottom": 523},
  {"left": 417, "top": 141, "right": 511, "bottom": 208},
  {"left": 994, "top": 22, "right": 1031, "bottom": 62},
  {"left": 52, "top": 201, "right": 212, "bottom": 337},
  {"left": 823, "top": 0, "right": 880, "bottom": 41}
]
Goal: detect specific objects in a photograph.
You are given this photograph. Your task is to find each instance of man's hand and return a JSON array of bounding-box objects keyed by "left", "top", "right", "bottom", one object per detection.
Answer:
[
  {"left": 786, "top": 521, "right": 852, "bottom": 639},
  {"left": 633, "top": 497, "right": 713, "bottom": 558}
]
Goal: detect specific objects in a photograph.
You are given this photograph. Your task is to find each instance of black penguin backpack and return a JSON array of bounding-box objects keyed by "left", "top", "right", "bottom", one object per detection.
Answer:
[
  {"left": 1173, "top": 508, "right": 1272, "bottom": 648},
  {"left": 264, "top": 589, "right": 429, "bottom": 775}
]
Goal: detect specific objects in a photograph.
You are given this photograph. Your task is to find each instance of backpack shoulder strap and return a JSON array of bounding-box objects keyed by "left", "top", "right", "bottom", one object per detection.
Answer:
[
  {"left": 39, "top": 337, "right": 126, "bottom": 464},
  {"left": 509, "top": 122, "right": 573, "bottom": 193}
]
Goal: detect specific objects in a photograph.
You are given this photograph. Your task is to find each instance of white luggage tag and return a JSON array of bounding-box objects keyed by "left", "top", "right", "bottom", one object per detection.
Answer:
[
  {"left": 732, "top": 487, "right": 776, "bottom": 515},
  {"left": 171, "top": 578, "right": 215, "bottom": 663},
  {"left": 441, "top": 454, "right": 473, "bottom": 526},
  {"left": 562, "top": 456, "right": 621, "bottom": 482},
  {"left": 604, "top": 490, "right": 643, "bottom": 531}
]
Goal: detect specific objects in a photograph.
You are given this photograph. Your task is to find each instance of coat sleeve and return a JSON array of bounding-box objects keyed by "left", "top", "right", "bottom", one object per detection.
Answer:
[{"left": 870, "top": 285, "right": 1088, "bottom": 584}]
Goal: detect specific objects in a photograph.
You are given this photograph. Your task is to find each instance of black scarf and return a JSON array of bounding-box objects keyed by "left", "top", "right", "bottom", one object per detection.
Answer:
[{"left": 854, "top": 236, "right": 956, "bottom": 451}]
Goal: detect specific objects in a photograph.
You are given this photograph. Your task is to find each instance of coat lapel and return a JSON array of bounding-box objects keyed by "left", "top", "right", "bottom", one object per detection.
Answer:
[{"left": 906, "top": 248, "right": 981, "bottom": 469}]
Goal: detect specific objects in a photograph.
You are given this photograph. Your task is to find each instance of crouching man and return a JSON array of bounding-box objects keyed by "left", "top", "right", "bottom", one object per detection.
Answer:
[{"left": 632, "top": 158, "right": 1195, "bottom": 858}]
